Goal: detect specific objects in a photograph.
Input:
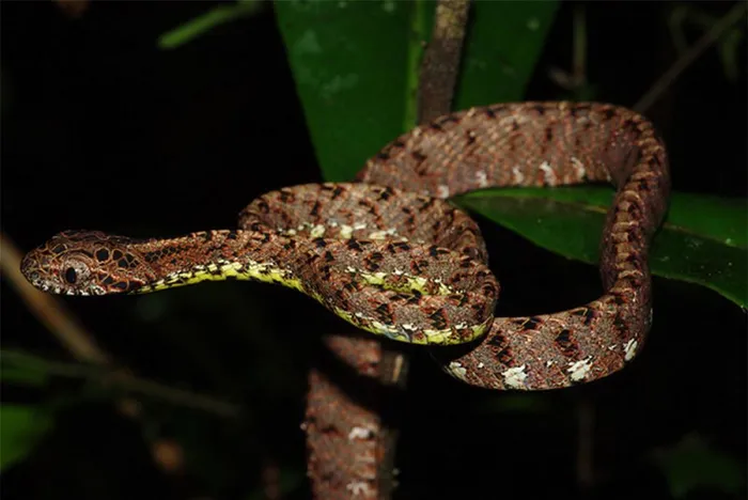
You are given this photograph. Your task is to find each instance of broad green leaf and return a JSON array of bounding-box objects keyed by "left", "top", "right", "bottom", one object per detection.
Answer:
[
  {"left": 0, "top": 404, "right": 54, "bottom": 471},
  {"left": 275, "top": 1, "right": 559, "bottom": 181},
  {"left": 158, "top": 1, "right": 263, "bottom": 50},
  {"left": 653, "top": 435, "right": 744, "bottom": 498},
  {"left": 456, "top": 187, "right": 747, "bottom": 308}
]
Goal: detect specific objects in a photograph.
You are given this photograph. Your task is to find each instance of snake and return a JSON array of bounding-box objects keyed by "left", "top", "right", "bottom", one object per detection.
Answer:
[{"left": 21, "top": 102, "right": 670, "bottom": 390}]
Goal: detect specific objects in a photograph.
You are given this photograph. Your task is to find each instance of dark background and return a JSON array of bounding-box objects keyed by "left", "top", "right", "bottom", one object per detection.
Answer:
[{"left": 1, "top": 1, "right": 746, "bottom": 499}]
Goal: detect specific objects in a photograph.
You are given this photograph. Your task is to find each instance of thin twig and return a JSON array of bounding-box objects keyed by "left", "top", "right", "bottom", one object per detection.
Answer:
[{"left": 634, "top": 2, "right": 747, "bottom": 113}]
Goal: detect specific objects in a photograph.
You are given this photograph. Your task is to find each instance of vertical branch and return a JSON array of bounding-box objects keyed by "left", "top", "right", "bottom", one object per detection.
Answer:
[
  {"left": 381, "top": 1, "right": 472, "bottom": 496},
  {"left": 417, "top": 0, "right": 471, "bottom": 123},
  {"left": 303, "top": 2, "right": 472, "bottom": 499}
]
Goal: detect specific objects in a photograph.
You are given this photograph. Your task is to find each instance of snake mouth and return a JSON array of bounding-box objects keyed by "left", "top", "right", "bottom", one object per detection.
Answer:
[{"left": 20, "top": 254, "right": 44, "bottom": 289}]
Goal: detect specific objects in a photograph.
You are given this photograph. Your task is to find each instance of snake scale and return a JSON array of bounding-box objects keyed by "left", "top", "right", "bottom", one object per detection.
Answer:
[{"left": 21, "top": 102, "right": 669, "bottom": 390}]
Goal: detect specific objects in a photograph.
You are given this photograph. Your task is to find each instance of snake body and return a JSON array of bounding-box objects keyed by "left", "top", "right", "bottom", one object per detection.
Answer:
[{"left": 21, "top": 102, "right": 669, "bottom": 390}]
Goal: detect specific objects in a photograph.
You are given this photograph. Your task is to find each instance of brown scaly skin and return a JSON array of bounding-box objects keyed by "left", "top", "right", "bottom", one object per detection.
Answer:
[
  {"left": 357, "top": 102, "right": 669, "bottom": 390},
  {"left": 21, "top": 102, "right": 669, "bottom": 497}
]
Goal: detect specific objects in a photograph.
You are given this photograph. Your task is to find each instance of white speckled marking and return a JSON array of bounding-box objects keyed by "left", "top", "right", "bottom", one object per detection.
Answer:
[
  {"left": 567, "top": 356, "right": 593, "bottom": 381},
  {"left": 448, "top": 361, "right": 468, "bottom": 381},
  {"left": 368, "top": 227, "right": 397, "bottom": 240},
  {"left": 539, "top": 161, "right": 557, "bottom": 185},
  {"left": 477, "top": 362, "right": 485, "bottom": 369},
  {"left": 437, "top": 185, "right": 450, "bottom": 198},
  {"left": 348, "top": 426, "right": 375, "bottom": 440},
  {"left": 624, "top": 339, "right": 638, "bottom": 361},
  {"left": 339, "top": 224, "right": 354, "bottom": 239},
  {"left": 502, "top": 365, "right": 528, "bottom": 389},
  {"left": 475, "top": 170, "right": 488, "bottom": 187},
  {"left": 512, "top": 165, "right": 525, "bottom": 184},
  {"left": 346, "top": 481, "right": 372, "bottom": 496},
  {"left": 570, "top": 156, "right": 587, "bottom": 179},
  {"left": 309, "top": 224, "right": 326, "bottom": 238}
]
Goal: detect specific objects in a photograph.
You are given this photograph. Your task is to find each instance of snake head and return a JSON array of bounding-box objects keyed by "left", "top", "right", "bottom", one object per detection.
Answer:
[{"left": 21, "top": 230, "right": 152, "bottom": 296}]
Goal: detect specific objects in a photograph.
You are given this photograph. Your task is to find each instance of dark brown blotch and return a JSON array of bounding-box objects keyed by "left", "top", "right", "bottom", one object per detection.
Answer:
[
  {"left": 411, "top": 150, "right": 427, "bottom": 163},
  {"left": 530, "top": 104, "right": 546, "bottom": 116},
  {"left": 378, "top": 187, "right": 394, "bottom": 201},
  {"left": 95, "top": 248, "right": 110, "bottom": 262},
  {"left": 571, "top": 307, "right": 597, "bottom": 326},
  {"left": 374, "top": 303, "right": 394, "bottom": 323},
  {"left": 256, "top": 200, "right": 270, "bottom": 213},
  {"left": 428, "top": 308, "right": 448, "bottom": 329},
  {"left": 279, "top": 190, "right": 295, "bottom": 203},
  {"left": 465, "top": 130, "right": 476, "bottom": 145},
  {"left": 310, "top": 201, "right": 322, "bottom": 218},
  {"left": 523, "top": 316, "right": 542, "bottom": 330},
  {"left": 554, "top": 329, "right": 577, "bottom": 357},
  {"left": 601, "top": 108, "right": 617, "bottom": 121}
]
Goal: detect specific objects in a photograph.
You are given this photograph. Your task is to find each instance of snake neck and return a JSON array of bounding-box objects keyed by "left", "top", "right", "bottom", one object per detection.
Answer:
[{"left": 132, "top": 229, "right": 295, "bottom": 294}]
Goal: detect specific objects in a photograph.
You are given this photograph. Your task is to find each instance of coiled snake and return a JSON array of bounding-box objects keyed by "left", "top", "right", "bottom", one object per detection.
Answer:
[{"left": 21, "top": 102, "right": 669, "bottom": 390}]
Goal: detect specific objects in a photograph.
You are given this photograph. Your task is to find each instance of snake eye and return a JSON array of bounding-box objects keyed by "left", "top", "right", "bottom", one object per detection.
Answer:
[
  {"left": 64, "top": 267, "right": 78, "bottom": 284},
  {"left": 61, "top": 258, "right": 91, "bottom": 287}
]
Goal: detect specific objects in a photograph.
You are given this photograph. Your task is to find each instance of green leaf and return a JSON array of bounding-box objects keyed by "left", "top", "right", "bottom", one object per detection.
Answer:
[
  {"left": 456, "top": 187, "right": 747, "bottom": 308},
  {"left": 1, "top": 350, "right": 53, "bottom": 387},
  {"left": 653, "top": 434, "right": 745, "bottom": 498},
  {"left": 275, "top": 1, "right": 559, "bottom": 181},
  {"left": 1, "top": 363, "right": 49, "bottom": 388},
  {"left": 0, "top": 404, "right": 54, "bottom": 471},
  {"left": 158, "top": 1, "right": 263, "bottom": 50}
]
